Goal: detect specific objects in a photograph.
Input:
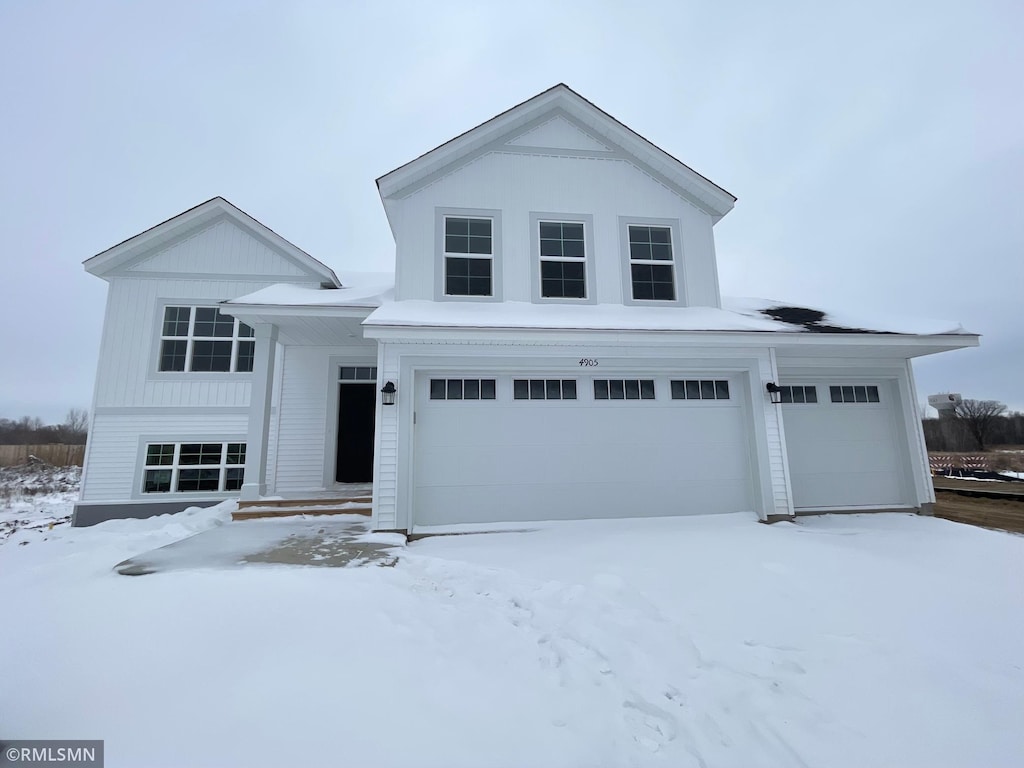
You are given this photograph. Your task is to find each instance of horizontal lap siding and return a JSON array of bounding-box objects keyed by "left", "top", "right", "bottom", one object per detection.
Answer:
[
  {"left": 81, "top": 413, "right": 248, "bottom": 501},
  {"left": 274, "top": 347, "right": 329, "bottom": 492}
]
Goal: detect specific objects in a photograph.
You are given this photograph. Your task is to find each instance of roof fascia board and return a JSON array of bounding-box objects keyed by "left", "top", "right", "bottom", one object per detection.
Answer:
[
  {"left": 222, "top": 303, "right": 376, "bottom": 320},
  {"left": 84, "top": 200, "right": 222, "bottom": 277},
  {"left": 362, "top": 323, "right": 978, "bottom": 350}
]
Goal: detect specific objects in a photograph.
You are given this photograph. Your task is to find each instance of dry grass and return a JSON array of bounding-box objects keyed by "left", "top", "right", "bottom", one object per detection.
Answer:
[{"left": 934, "top": 491, "right": 1024, "bottom": 535}]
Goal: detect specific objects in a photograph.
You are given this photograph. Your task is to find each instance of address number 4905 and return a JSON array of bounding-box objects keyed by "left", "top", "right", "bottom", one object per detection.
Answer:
[{"left": 578, "top": 358, "right": 599, "bottom": 367}]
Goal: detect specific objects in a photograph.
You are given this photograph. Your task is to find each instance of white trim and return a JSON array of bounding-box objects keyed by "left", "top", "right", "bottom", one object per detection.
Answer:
[
  {"left": 149, "top": 299, "right": 258, "bottom": 381},
  {"left": 323, "top": 356, "right": 379, "bottom": 489},
  {"left": 619, "top": 216, "right": 684, "bottom": 307},
  {"left": 376, "top": 89, "right": 736, "bottom": 221},
  {"left": 435, "top": 208, "right": 503, "bottom": 302},
  {"left": 384, "top": 349, "right": 776, "bottom": 530},
  {"left": 795, "top": 505, "right": 918, "bottom": 513},
  {"left": 529, "top": 212, "right": 596, "bottom": 304},
  {"left": 131, "top": 434, "right": 247, "bottom": 501},
  {"left": 84, "top": 199, "right": 340, "bottom": 286},
  {"left": 92, "top": 406, "right": 251, "bottom": 416}
]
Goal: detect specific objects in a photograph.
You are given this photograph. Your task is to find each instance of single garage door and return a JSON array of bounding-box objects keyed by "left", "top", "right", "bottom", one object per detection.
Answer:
[
  {"left": 781, "top": 381, "right": 908, "bottom": 510},
  {"left": 413, "top": 374, "right": 754, "bottom": 527}
]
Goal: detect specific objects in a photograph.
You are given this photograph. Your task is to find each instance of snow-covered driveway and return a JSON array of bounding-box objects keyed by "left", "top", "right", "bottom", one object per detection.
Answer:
[{"left": 2, "top": 506, "right": 1022, "bottom": 768}]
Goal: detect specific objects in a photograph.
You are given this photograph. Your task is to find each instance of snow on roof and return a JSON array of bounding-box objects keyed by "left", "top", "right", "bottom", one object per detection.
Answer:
[
  {"left": 724, "top": 297, "right": 971, "bottom": 336},
  {"left": 226, "top": 272, "right": 394, "bottom": 308},
  {"left": 365, "top": 296, "right": 971, "bottom": 336},
  {"left": 224, "top": 273, "right": 970, "bottom": 336}
]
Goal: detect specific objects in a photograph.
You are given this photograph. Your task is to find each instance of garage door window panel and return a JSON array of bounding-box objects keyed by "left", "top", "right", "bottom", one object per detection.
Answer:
[
  {"left": 779, "top": 385, "right": 817, "bottom": 404},
  {"left": 514, "top": 379, "right": 577, "bottom": 400},
  {"left": 430, "top": 378, "right": 497, "bottom": 401},
  {"left": 830, "top": 385, "right": 880, "bottom": 403},
  {"left": 671, "top": 380, "right": 731, "bottom": 401},
  {"left": 594, "top": 379, "right": 656, "bottom": 401}
]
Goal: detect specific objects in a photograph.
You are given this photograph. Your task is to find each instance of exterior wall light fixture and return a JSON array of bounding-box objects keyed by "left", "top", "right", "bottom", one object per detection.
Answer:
[
  {"left": 766, "top": 382, "right": 782, "bottom": 404},
  {"left": 381, "top": 381, "right": 397, "bottom": 405}
]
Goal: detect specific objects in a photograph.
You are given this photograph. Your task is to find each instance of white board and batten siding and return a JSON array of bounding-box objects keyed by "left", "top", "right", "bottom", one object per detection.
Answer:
[
  {"left": 81, "top": 213, "right": 328, "bottom": 506},
  {"left": 93, "top": 278, "right": 323, "bottom": 410},
  {"left": 125, "top": 218, "right": 313, "bottom": 278},
  {"left": 388, "top": 149, "right": 721, "bottom": 308}
]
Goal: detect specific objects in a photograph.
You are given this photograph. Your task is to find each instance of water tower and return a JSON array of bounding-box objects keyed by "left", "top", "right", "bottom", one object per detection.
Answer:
[{"left": 928, "top": 393, "right": 962, "bottom": 419}]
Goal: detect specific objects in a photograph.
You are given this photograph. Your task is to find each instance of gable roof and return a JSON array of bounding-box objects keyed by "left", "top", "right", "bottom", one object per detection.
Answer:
[
  {"left": 83, "top": 197, "right": 340, "bottom": 286},
  {"left": 376, "top": 84, "right": 737, "bottom": 222}
]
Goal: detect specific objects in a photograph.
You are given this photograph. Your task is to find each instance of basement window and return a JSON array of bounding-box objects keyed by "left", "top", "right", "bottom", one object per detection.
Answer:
[
  {"left": 829, "top": 385, "right": 880, "bottom": 403},
  {"left": 143, "top": 442, "right": 246, "bottom": 493}
]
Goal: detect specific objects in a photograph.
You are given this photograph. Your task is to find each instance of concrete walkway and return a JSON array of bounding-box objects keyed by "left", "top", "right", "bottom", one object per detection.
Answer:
[{"left": 115, "top": 515, "right": 404, "bottom": 575}]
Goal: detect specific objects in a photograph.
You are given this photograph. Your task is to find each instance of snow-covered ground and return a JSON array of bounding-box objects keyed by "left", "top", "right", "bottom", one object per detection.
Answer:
[
  {"left": 0, "top": 462, "right": 79, "bottom": 542},
  {"left": 2, "top": 486, "right": 1022, "bottom": 768}
]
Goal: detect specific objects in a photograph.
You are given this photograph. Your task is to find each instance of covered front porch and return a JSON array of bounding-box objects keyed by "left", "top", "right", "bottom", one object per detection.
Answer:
[{"left": 220, "top": 280, "right": 391, "bottom": 523}]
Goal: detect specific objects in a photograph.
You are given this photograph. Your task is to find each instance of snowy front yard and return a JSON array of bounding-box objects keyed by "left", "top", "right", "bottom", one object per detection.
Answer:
[{"left": 2, "top": 493, "right": 1022, "bottom": 768}]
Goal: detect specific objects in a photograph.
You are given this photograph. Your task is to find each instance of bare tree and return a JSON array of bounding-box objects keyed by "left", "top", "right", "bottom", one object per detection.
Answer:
[
  {"left": 61, "top": 408, "right": 89, "bottom": 444},
  {"left": 954, "top": 399, "right": 1007, "bottom": 451}
]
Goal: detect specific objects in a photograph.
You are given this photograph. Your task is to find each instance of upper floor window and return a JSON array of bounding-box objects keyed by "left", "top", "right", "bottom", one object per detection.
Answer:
[
  {"left": 539, "top": 221, "right": 586, "bottom": 299},
  {"left": 627, "top": 225, "right": 676, "bottom": 301},
  {"left": 159, "top": 306, "right": 255, "bottom": 373},
  {"left": 444, "top": 216, "right": 492, "bottom": 296}
]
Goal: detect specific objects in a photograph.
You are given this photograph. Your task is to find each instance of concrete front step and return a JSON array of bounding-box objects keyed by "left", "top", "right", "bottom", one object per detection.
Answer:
[
  {"left": 236, "top": 496, "right": 372, "bottom": 509},
  {"left": 233, "top": 498, "right": 373, "bottom": 521}
]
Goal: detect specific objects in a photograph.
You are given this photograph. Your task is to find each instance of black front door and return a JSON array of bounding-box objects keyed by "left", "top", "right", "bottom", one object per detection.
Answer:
[{"left": 336, "top": 383, "right": 375, "bottom": 482}]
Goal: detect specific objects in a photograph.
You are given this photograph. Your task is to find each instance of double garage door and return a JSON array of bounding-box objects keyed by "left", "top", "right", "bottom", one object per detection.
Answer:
[
  {"left": 781, "top": 381, "right": 909, "bottom": 510},
  {"left": 413, "top": 373, "right": 754, "bottom": 527}
]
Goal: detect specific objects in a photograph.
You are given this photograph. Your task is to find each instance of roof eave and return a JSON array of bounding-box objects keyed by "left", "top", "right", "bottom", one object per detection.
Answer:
[
  {"left": 376, "top": 84, "right": 735, "bottom": 221},
  {"left": 83, "top": 197, "right": 341, "bottom": 287}
]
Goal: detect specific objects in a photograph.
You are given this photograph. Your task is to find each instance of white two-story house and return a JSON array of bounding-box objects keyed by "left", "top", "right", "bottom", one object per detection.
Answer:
[{"left": 74, "top": 84, "right": 977, "bottom": 530}]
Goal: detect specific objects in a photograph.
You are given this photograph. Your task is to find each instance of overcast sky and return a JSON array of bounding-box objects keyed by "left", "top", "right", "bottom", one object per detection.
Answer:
[{"left": 1, "top": 0, "right": 1020, "bottom": 424}]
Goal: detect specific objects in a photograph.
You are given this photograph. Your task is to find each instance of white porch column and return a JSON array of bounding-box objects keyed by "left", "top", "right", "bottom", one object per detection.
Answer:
[{"left": 241, "top": 323, "right": 278, "bottom": 501}]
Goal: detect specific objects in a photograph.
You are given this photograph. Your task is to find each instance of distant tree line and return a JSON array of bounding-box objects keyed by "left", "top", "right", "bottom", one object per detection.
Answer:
[
  {"left": 922, "top": 399, "right": 1023, "bottom": 451},
  {"left": 0, "top": 409, "right": 89, "bottom": 445}
]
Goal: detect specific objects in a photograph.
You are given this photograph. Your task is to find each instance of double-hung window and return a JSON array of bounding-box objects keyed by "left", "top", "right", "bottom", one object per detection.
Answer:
[
  {"left": 444, "top": 216, "right": 493, "bottom": 296},
  {"left": 539, "top": 221, "right": 586, "bottom": 299},
  {"left": 159, "top": 306, "right": 255, "bottom": 373},
  {"left": 627, "top": 225, "right": 676, "bottom": 301}
]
